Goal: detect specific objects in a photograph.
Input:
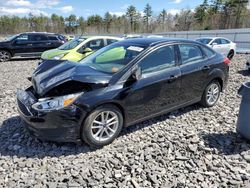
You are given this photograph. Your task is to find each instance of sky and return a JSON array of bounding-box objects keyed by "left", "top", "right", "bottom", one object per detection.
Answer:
[{"left": 0, "top": 0, "right": 204, "bottom": 17}]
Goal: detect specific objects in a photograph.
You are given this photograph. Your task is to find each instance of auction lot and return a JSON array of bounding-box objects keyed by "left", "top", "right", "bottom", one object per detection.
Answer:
[{"left": 0, "top": 55, "right": 250, "bottom": 187}]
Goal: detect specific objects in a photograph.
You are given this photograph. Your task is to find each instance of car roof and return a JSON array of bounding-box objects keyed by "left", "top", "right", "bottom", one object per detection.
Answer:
[
  {"left": 22, "top": 32, "right": 60, "bottom": 35},
  {"left": 117, "top": 37, "right": 200, "bottom": 47}
]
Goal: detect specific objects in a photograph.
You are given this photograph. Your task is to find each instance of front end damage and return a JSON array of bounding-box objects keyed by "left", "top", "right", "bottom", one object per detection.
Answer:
[{"left": 17, "top": 60, "right": 111, "bottom": 142}]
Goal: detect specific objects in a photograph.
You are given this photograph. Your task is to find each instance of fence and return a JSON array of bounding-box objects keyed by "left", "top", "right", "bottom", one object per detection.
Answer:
[{"left": 154, "top": 28, "right": 250, "bottom": 53}]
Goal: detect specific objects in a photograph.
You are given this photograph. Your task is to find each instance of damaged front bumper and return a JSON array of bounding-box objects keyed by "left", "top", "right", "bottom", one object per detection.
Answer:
[{"left": 17, "top": 88, "right": 86, "bottom": 142}]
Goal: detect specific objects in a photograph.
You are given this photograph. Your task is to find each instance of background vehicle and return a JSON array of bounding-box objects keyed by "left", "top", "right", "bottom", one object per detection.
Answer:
[
  {"left": 196, "top": 37, "right": 236, "bottom": 59},
  {"left": 41, "top": 36, "right": 123, "bottom": 62},
  {"left": 17, "top": 38, "right": 229, "bottom": 148},
  {"left": 0, "top": 32, "right": 67, "bottom": 62},
  {"left": 246, "top": 56, "right": 250, "bottom": 71}
]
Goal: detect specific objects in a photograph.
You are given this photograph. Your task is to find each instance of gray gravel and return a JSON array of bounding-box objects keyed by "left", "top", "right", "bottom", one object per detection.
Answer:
[{"left": 1, "top": 55, "right": 250, "bottom": 187}]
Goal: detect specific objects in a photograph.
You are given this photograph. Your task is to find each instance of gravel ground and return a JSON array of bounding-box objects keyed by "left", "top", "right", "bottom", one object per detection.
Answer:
[{"left": 0, "top": 55, "right": 250, "bottom": 187}]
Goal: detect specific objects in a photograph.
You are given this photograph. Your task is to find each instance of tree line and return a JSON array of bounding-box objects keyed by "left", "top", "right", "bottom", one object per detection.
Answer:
[{"left": 0, "top": 0, "right": 249, "bottom": 35}]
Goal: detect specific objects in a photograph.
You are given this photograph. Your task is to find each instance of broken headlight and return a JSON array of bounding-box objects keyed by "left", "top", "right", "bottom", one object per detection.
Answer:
[{"left": 32, "top": 93, "right": 82, "bottom": 112}]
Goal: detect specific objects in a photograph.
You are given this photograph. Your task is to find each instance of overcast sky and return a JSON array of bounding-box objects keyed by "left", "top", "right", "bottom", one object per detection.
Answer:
[{"left": 0, "top": 0, "right": 203, "bottom": 17}]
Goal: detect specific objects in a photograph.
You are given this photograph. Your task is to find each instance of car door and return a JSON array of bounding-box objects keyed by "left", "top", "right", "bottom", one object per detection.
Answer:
[
  {"left": 178, "top": 43, "right": 210, "bottom": 103},
  {"left": 28, "top": 34, "right": 50, "bottom": 54},
  {"left": 211, "top": 39, "right": 225, "bottom": 55},
  {"left": 123, "top": 45, "right": 182, "bottom": 123},
  {"left": 76, "top": 39, "right": 105, "bottom": 60},
  {"left": 12, "top": 34, "right": 34, "bottom": 55},
  {"left": 220, "top": 39, "right": 231, "bottom": 55}
]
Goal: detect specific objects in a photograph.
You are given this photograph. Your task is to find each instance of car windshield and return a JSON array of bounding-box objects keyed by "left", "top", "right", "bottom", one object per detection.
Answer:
[
  {"left": 4, "top": 34, "right": 19, "bottom": 41},
  {"left": 58, "top": 38, "right": 86, "bottom": 50},
  {"left": 196, "top": 38, "right": 212, "bottom": 44},
  {"left": 79, "top": 43, "right": 146, "bottom": 74}
]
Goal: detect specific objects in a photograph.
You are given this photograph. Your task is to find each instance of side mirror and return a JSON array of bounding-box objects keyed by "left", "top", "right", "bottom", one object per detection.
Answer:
[
  {"left": 212, "top": 42, "right": 218, "bottom": 46},
  {"left": 82, "top": 47, "right": 92, "bottom": 53},
  {"left": 131, "top": 66, "right": 142, "bottom": 81}
]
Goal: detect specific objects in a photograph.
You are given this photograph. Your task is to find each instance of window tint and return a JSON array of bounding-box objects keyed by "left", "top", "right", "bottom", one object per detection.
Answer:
[
  {"left": 48, "top": 36, "right": 58, "bottom": 41},
  {"left": 107, "top": 39, "right": 118, "bottom": 45},
  {"left": 221, "top": 39, "right": 230, "bottom": 44},
  {"left": 202, "top": 46, "right": 215, "bottom": 58},
  {"left": 213, "top": 39, "right": 222, "bottom": 45},
  {"left": 179, "top": 44, "right": 203, "bottom": 64},
  {"left": 29, "top": 34, "right": 48, "bottom": 41},
  {"left": 139, "top": 46, "right": 175, "bottom": 74},
  {"left": 16, "top": 34, "right": 28, "bottom": 41},
  {"left": 85, "top": 39, "right": 104, "bottom": 50}
]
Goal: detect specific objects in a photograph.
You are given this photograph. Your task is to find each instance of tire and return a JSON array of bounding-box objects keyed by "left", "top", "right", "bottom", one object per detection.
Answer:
[
  {"left": 227, "top": 50, "right": 234, "bottom": 60},
  {"left": 200, "top": 80, "right": 221, "bottom": 107},
  {"left": 0, "top": 50, "right": 11, "bottom": 62},
  {"left": 81, "top": 104, "right": 123, "bottom": 148}
]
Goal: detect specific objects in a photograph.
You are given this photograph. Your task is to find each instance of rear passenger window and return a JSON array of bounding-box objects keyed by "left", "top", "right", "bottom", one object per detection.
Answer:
[
  {"left": 107, "top": 39, "right": 118, "bottom": 45},
  {"left": 30, "top": 35, "right": 48, "bottom": 41},
  {"left": 139, "top": 45, "right": 176, "bottom": 74},
  {"left": 202, "top": 47, "right": 215, "bottom": 58},
  {"left": 179, "top": 44, "right": 203, "bottom": 65},
  {"left": 48, "top": 36, "right": 58, "bottom": 41}
]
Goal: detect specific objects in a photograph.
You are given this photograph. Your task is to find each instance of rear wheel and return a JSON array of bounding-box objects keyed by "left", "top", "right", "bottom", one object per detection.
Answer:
[
  {"left": 227, "top": 50, "right": 234, "bottom": 60},
  {"left": 201, "top": 81, "right": 221, "bottom": 107},
  {"left": 81, "top": 105, "right": 123, "bottom": 148},
  {"left": 0, "top": 50, "right": 11, "bottom": 62}
]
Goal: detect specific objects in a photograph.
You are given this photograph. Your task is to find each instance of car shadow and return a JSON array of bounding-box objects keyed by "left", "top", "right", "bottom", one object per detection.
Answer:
[
  {"left": 238, "top": 70, "right": 250, "bottom": 76},
  {"left": 0, "top": 116, "right": 92, "bottom": 158},
  {"left": 10, "top": 57, "right": 41, "bottom": 61},
  {"left": 201, "top": 131, "right": 250, "bottom": 155},
  {"left": 0, "top": 104, "right": 202, "bottom": 158}
]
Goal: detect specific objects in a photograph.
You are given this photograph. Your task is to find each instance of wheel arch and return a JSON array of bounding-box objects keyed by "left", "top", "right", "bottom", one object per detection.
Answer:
[
  {"left": 207, "top": 69, "right": 225, "bottom": 91},
  {"left": 81, "top": 101, "right": 127, "bottom": 127},
  {"left": 0, "top": 48, "right": 13, "bottom": 57}
]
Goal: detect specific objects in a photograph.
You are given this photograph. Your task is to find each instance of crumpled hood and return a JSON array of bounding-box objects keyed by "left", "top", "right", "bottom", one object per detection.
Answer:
[
  {"left": 41, "top": 49, "right": 70, "bottom": 60},
  {"left": 32, "top": 60, "right": 112, "bottom": 96}
]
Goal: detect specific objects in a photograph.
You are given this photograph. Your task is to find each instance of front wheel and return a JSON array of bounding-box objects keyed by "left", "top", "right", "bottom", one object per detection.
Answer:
[
  {"left": 81, "top": 105, "right": 123, "bottom": 148},
  {"left": 0, "top": 50, "right": 11, "bottom": 62},
  {"left": 200, "top": 81, "right": 221, "bottom": 107}
]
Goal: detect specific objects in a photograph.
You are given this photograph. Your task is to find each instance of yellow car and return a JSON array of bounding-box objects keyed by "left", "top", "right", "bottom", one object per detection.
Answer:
[{"left": 41, "top": 36, "right": 123, "bottom": 62}]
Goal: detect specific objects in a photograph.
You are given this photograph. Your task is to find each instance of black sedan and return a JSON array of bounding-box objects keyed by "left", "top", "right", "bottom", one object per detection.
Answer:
[{"left": 17, "top": 38, "right": 230, "bottom": 148}]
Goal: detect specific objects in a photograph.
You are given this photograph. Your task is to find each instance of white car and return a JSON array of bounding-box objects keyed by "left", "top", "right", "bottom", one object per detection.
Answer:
[{"left": 196, "top": 37, "right": 236, "bottom": 59}]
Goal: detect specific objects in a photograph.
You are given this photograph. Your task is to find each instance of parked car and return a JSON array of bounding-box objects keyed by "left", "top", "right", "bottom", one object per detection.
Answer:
[
  {"left": 17, "top": 38, "right": 229, "bottom": 148},
  {"left": 246, "top": 56, "right": 250, "bottom": 71},
  {"left": 0, "top": 32, "right": 67, "bottom": 62},
  {"left": 41, "top": 36, "right": 123, "bottom": 62},
  {"left": 196, "top": 37, "right": 236, "bottom": 59}
]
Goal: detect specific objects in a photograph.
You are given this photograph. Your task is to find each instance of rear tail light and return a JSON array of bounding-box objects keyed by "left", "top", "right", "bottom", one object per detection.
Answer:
[{"left": 224, "top": 58, "right": 230, "bottom": 65}]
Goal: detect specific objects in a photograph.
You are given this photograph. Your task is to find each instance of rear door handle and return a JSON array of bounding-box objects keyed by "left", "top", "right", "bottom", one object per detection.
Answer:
[
  {"left": 168, "top": 75, "right": 178, "bottom": 83},
  {"left": 46, "top": 42, "right": 52, "bottom": 45},
  {"left": 202, "top": 66, "right": 210, "bottom": 71}
]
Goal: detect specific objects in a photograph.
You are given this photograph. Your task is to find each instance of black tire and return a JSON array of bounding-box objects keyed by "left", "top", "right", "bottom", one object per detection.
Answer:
[
  {"left": 200, "top": 80, "right": 221, "bottom": 107},
  {"left": 227, "top": 50, "right": 234, "bottom": 60},
  {"left": 0, "top": 50, "right": 11, "bottom": 62},
  {"left": 81, "top": 104, "right": 123, "bottom": 148}
]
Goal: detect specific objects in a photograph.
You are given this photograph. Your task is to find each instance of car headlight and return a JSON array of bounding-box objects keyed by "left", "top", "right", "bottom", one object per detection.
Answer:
[
  {"left": 32, "top": 93, "right": 82, "bottom": 112},
  {"left": 53, "top": 54, "right": 66, "bottom": 60}
]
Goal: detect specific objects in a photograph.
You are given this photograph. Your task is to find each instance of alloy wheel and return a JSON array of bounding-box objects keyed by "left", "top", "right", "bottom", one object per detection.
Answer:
[
  {"left": 90, "top": 111, "right": 119, "bottom": 142},
  {"left": 206, "top": 83, "right": 220, "bottom": 106},
  {"left": 0, "top": 51, "right": 10, "bottom": 62}
]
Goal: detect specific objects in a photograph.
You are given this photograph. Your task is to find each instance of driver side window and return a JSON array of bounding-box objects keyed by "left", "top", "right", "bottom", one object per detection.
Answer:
[
  {"left": 138, "top": 45, "right": 176, "bottom": 74},
  {"left": 85, "top": 39, "right": 104, "bottom": 50}
]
